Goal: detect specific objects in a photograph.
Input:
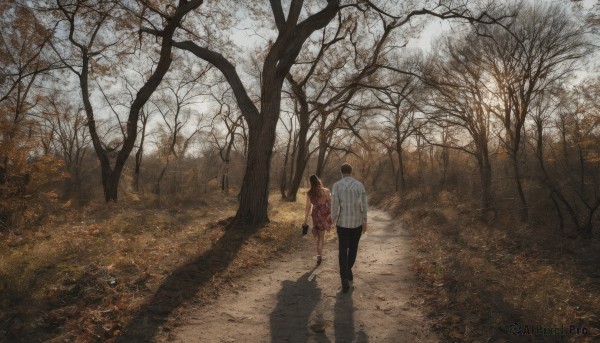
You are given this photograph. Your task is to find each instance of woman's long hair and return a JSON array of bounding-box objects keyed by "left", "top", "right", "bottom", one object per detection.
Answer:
[{"left": 307, "top": 174, "right": 324, "bottom": 200}]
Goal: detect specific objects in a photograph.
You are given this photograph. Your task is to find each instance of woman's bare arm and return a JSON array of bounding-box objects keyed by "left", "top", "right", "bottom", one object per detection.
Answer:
[{"left": 304, "top": 194, "right": 312, "bottom": 224}]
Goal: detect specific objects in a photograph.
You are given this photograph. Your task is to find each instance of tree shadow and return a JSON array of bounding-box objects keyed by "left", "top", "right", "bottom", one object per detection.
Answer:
[
  {"left": 334, "top": 286, "right": 368, "bottom": 342},
  {"left": 269, "top": 267, "right": 327, "bottom": 343},
  {"left": 117, "top": 220, "right": 260, "bottom": 342},
  {"left": 0, "top": 208, "right": 225, "bottom": 342}
]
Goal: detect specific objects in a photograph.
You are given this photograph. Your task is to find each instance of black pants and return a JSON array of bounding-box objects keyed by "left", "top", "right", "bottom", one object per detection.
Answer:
[{"left": 336, "top": 225, "right": 362, "bottom": 281}]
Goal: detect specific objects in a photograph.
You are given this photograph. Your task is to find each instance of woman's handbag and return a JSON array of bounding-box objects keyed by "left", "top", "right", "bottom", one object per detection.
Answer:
[{"left": 302, "top": 224, "right": 309, "bottom": 235}]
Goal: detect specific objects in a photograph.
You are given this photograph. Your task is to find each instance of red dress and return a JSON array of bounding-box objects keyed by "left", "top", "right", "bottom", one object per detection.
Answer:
[{"left": 311, "top": 197, "right": 333, "bottom": 237}]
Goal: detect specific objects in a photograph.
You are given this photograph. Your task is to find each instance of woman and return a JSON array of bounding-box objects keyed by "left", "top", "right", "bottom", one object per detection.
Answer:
[{"left": 304, "top": 174, "right": 333, "bottom": 266}]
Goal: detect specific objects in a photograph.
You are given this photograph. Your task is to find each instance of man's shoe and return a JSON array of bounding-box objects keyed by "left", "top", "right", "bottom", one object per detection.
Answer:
[{"left": 342, "top": 279, "right": 350, "bottom": 293}]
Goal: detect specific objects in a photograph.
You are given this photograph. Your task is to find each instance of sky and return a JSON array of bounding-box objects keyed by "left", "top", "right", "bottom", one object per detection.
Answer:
[{"left": 407, "top": 0, "right": 599, "bottom": 53}]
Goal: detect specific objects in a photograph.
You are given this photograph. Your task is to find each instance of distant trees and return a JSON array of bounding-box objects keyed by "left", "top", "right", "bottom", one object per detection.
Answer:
[
  {"left": 0, "top": 3, "right": 64, "bottom": 227},
  {"left": 538, "top": 84, "right": 600, "bottom": 237},
  {"left": 149, "top": 59, "right": 211, "bottom": 197},
  {"left": 479, "top": 3, "right": 590, "bottom": 221},
  {"left": 2, "top": 0, "right": 597, "bottom": 237},
  {"left": 52, "top": 0, "right": 204, "bottom": 202},
  {"left": 208, "top": 86, "right": 246, "bottom": 195},
  {"left": 417, "top": 2, "right": 592, "bottom": 224},
  {"left": 373, "top": 65, "right": 422, "bottom": 195},
  {"left": 424, "top": 32, "right": 496, "bottom": 215},
  {"left": 38, "top": 93, "right": 91, "bottom": 202}
]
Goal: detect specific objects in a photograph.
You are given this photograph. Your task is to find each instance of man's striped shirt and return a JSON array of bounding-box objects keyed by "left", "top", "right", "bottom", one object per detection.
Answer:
[{"left": 331, "top": 176, "right": 367, "bottom": 228}]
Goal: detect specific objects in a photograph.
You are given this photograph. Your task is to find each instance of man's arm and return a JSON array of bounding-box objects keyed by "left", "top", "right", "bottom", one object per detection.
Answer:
[
  {"left": 361, "top": 184, "right": 368, "bottom": 232},
  {"left": 331, "top": 183, "right": 339, "bottom": 225}
]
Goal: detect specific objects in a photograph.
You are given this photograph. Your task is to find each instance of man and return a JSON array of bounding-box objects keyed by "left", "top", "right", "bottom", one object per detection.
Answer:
[{"left": 331, "top": 163, "right": 367, "bottom": 293}]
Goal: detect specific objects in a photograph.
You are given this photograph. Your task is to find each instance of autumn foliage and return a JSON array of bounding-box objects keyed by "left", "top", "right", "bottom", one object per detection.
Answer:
[{"left": 0, "top": 0, "right": 599, "bottom": 342}]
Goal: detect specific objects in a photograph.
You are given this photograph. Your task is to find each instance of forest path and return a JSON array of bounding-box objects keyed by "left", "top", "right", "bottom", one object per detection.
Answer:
[{"left": 169, "top": 209, "right": 435, "bottom": 342}]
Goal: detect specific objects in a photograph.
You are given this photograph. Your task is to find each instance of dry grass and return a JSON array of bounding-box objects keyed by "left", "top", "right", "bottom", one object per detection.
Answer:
[
  {"left": 386, "top": 191, "right": 600, "bottom": 342},
  {"left": 0, "top": 190, "right": 307, "bottom": 342}
]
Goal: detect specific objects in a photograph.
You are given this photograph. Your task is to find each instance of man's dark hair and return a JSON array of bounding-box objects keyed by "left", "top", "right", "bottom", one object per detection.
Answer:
[{"left": 340, "top": 163, "right": 352, "bottom": 175}]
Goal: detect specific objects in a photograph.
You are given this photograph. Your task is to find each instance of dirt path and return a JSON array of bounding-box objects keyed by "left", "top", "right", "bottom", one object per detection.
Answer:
[{"left": 170, "top": 209, "right": 435, "bottom": 342}]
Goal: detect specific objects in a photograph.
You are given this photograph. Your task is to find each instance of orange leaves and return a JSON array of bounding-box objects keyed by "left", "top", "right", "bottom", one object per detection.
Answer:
[{"left": 0, "top": 151, "right": 66, "bottom": 228}]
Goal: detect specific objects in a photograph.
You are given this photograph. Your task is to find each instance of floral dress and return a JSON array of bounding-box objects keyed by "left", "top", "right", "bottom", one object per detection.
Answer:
[{"left": 311, "top": 197, "right": 333, "bottom": 237}]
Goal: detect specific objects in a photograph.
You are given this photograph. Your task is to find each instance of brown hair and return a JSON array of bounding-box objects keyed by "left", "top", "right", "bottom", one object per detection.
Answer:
[
  {"left": 340, "top": 163, "right": 352, "bottom": 175},
  {"left": 307, "top": 174, "right": 324, "bottom": 200}
]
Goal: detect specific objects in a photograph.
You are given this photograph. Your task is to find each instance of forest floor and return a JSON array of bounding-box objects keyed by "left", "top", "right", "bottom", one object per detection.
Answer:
[
  {"left": 2, "top": 189, "right": 599, "bottom": 342},
  {"left": 0, "top": 191, "right": 312, "bottom": 342},
  {"left": 380, "top": 191, "right": 600, "bottom": 343}
]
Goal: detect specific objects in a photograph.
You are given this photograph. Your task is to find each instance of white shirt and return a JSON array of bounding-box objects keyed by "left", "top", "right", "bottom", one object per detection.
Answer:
[{"left": 331, "top": 176, "right": 367, "bottom": 228}]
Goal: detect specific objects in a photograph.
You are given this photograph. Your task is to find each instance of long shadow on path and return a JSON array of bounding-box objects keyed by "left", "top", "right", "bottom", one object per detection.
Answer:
[
  {"left": 270, "top": 267, "right": 330, "bottom": 343},
  {"left": 334, "top": 287, "right": 369, "bottom": 342},
  {"left": 117, "top": 220, "right": 258, "bottom": 342}
]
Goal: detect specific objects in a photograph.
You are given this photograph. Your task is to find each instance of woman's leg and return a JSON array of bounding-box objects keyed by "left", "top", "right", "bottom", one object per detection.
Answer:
[{"left": 316, "top": 230, "right": 325, "bottom": 256}]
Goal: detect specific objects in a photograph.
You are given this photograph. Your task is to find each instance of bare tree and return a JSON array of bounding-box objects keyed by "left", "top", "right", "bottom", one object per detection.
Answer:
[
  {"left": 166, "top": 1, "right": 346, "bottom": 224},
  {"left": 149, "top": 61, "right": 211, "bottom": 198},
  {"left": 278, "top": 111, "right": 297, "bottom": 199},
  {"left": 373, "top": 69, "right": 421, "bottom": 195},
  {"left": 208, "top": 87, "right": 246, "bottom": 195},
  {"left": 142, "top": 0, "right": 507, "bottom": 225},
  {"left": 52, "top": 0, "right": 204, "bottom": 202},
  {"left": 38, "top": 93, "right": 91, "bottom": 202},
  {"left": 479, "top": 3, "right": 591, "bottom": 221},
  {"left": 283, "top": 11, "right": 420, "bottom": 200},
  {"left": 132, "top": 104, "right": 150, "bottom": 193},
  {"left": 423, "top": 31, "right": 496, "bottom": 214},
  {"left": 538, "top": 85, "right": 600, "bottom": 238}
]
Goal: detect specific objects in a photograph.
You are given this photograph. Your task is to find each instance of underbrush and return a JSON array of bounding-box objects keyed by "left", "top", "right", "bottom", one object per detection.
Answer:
[
  {"left": 0, "top": 191, "right": 305, "bottom": 342},
  {"left": 379, "top": 191, "right": 599, "bottom": 342}
]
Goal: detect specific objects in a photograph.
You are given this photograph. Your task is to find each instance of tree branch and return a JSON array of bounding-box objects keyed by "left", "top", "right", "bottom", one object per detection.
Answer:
[
  {"left": 171, "top": 40, "right": 259, "bottom": 125},
  {"left": 270, "top": 0, "right": 286, "bottom": 31}
]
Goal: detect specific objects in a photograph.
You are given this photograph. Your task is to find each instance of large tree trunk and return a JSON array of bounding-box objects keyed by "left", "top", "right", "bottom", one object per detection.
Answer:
[
  {"left": 286, "top": 134, "right": 297, "bottom": 194},
  {"left": 234, "top": 72, "right": 282, "bottom": 225},
  {"left": 133, "top": 146, "right": 143, "bottom": 192},
  {"left": 234, "top": 111, "right": 279, "bottom": 225},
  {"left": 286, "top": 122, "right": 309, "bottom": 202},
  {"left": 315, "top": 126, "right": 331, "bottom": 177},
  {"left": 279, "top": 132, "right": 292, "bottom": 199},
  {"left": 132, "top": 109, "right": 148, "bottom": 193},
  {"left": 285, "top": 76, "right": 311, "bottom": 202},
  {"left": 100, "top": 167, "right": 119, "bottom": 202},
  {"left": 315, "top": 147, "right": 327, "bottom": 177},
  {"left": 173, "top": 1, "right": 341, "bottom": 226}
]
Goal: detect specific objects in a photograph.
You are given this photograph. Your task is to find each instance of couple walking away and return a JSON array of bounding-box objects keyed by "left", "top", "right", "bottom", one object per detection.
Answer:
[{"left": 303, "top": 163, "right": 368, "bottom": 293}]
